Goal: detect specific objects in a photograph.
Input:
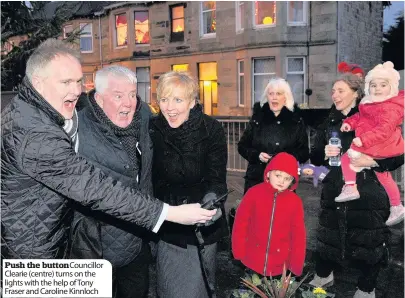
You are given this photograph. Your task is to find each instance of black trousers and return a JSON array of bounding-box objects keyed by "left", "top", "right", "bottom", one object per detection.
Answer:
[
  {"left": 315, "top": 255, "right": 381, "bottom": 293},
  {"left": 112, "top": 244, "right": 151, "bottom": 298}
]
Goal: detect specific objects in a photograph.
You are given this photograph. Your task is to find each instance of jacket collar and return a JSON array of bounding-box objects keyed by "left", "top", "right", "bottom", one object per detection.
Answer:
[
  {"left": 328, "top": 103, "right": 359, "bottom": 123},
  {"left": 254, "top": 102, "right": 301, "bottom": 124},
  {"left": 18, "top": 76, "right": 65, "bottom": 126}
]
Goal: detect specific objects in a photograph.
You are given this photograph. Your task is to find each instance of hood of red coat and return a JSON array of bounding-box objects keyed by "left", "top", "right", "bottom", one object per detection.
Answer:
[{"left": 263, "top": 152, "right": 299, "bottom": 191}]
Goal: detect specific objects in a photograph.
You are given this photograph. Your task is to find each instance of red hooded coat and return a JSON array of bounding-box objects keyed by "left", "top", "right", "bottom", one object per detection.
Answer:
[
  {"left": 344, "top": 90, "right": 404, "bottom": 158},
  {"left": 232, "top": 152, "right": 306, "bottom": 276}
]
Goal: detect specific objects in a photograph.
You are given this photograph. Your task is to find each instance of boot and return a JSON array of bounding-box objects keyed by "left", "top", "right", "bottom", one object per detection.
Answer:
[
  {"left": 335, "top": 184, "right": 360, "bottom": 202},
  {"left": 386, "top": 205, "right": 405, "bottom": 226}
]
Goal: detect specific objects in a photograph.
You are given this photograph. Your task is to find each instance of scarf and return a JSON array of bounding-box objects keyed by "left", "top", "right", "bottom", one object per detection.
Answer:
[{"left": 63, "top": 109, "right": 79, "bottom": 153}]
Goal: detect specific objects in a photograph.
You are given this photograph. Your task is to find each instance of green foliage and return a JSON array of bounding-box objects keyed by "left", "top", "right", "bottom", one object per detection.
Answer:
[{"left": 1, "top": 1, "right": 82, "bottom": 90}]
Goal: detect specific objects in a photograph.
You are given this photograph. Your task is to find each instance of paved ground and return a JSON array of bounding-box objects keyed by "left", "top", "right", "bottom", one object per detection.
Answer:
[{"left": 148, "top": 172, "right": 404, "bottom": 298}]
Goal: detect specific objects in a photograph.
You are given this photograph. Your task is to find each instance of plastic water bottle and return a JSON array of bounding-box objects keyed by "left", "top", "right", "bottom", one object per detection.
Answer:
[{"left": 328, "top": 132, "right": 341, "bottom": 166}]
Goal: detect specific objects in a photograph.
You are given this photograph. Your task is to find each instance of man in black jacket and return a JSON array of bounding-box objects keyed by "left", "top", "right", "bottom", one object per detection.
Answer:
[
  {"left": 70, "top": 66, "right": 155, "bottom": 298},
  {"left": 1, "top": 39, "right": 216, "bottom": 261}
]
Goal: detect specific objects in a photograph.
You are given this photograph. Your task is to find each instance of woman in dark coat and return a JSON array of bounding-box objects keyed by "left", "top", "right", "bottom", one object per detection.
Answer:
[
  {"left": 150, "top": 71, "right": 228, "bottom": 298},
  {"left": 308, "top": 73, "right": 404, "bottom": 298},
  {"left": 238, "top": 77, "right": 309, "bottom": 194}
]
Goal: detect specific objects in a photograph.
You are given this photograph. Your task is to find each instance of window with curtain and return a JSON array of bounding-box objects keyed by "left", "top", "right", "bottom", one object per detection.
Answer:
[
  {"left": 136, "top": 67, "right": 151, "bottom": 103},
  {"left": 252, "top": 58, "right": 276, "bottom": 105},
  {"left": 201, "top": 1, "right": 216, "bottom": 36},
  {"left": 286, "top": 57, "right": 306, "bottom": 106},
  {"left": 238, "top": 60, "right": 245, "bottom": 106},
  {"left": 115, "top": 14, "right": 128, "bottom": 47},
  {"left": 254, "top": 1, "right": 276, "bottom": 27},
  {"left": 288, "top": 1, "right": 306, "bottom": 25},
  {"left": 134, "top": 11, "right": 150, "bottom": 44},
  {"left": 171, "top": 5, "right": 185, "bottom": 42},
  {"left": 236, "top": 2, "right": 245, "bottom": 32},
  {"left": 80, "top": 23, "right": 93, "bottom": 52}
]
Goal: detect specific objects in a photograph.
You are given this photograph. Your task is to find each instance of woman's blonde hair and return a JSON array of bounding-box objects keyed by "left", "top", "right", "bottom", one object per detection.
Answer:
[
  {"left": 260, "top": 77, "right": 295, "bottom": 111},
  {"left": 156, "top": 71, "right": 199, "bottom": 102}
]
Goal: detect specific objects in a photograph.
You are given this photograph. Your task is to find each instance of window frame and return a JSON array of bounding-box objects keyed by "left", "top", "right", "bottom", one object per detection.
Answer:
[
  {"left": 287, "top": 1, "right": 307, "bottom": 26},
  {"left": 134, "top": 10, "right": 150, "bottom": 45},
  {"left": 285, "top": 56, "right": 307, "bottom": 106},
  {"left": 200, "top": 1, "right": 216, "bottom": 38},
  {"left": 136, "top": 67, "right": 151, "bottom": 104},
  {"left": 63, "top": 25, "right": 73, "bottom": 39},
  {"left": 170, "top": 4, "right": 185, "bottom": 42},
  {"left": 235, "top": 1, "right": 244, "bottom": 33},
  {"left": 238, "top": 60, "right": 245, "bottom": 107},
  {"left": 253, "top": 1, "right": 277, "bottom": 29},
  {"left": 115, "top": 13, "right": 128, "bottom": 48},
  {"left": 79, "top": 23, "right": 93, "bottom": 53},
  {"left": 252, "top": 57, "right": 276, "bottom": 107}
]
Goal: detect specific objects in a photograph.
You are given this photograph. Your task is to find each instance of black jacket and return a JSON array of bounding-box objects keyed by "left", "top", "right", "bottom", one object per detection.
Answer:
[
  {"left": 310, "top": 105, "right": 404, "bottom": 265},
  {"left": 1, "top": 78, "right": 163, "bottom": 259},
  {"left": 69, "top": 94, "right": 155, "bottom": 267},
  {"left": 238, "top": 103, "right": 309, "bottom": 192},
  {"left": 150, "top": 106, "right": 228, "bottom": 248}
]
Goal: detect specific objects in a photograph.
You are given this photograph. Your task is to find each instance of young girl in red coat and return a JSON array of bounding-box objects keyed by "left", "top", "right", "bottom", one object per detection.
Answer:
[
  {"left": 232, "top": 152, "right": 306, "bottom": 277},
  {"left": 335, "top": 61, "right": 405, "bottom": 226}
]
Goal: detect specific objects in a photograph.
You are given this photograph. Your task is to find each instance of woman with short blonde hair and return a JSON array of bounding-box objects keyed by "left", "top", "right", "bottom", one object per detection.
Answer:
[{"left": 150, "top": 71, "right": 228, "bottom": 298}]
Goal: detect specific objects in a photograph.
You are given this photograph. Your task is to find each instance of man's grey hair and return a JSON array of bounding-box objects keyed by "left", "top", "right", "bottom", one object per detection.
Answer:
[
  {"left": 26, "top": 38, "right": 81, "bottom": 82},
  {"left": 95, "top": 66, "right": 138, "bottom": 94}
]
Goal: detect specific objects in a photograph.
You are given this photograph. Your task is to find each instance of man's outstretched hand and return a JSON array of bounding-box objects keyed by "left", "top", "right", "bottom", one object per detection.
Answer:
[{"left": 166, "top": 203, "right": 217, "bottom": 225}]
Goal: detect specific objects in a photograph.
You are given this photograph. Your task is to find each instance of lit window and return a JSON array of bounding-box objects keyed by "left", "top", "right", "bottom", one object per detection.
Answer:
[
  {"left": 252, "top": 58, "right": 276, "bottom": 105},
  {"left": 115, "top": 14, "right": 127, "bottom": 47},
  {"left": 136, "top": 67, "right": 151, "bottom": 104},
  {"left": 198, "top": 62, "right": 218, "bottom": 115},
  {"left": 288, "top": 1, "right": 306, "bottom": 25},
  {"left": 201, "top": 1, "right": 216, "bottom": 36},
  {"left": 134, "top": 11, "right": 150, "bottom": 44},
  {"left": 80, "top": 23, "right": 93, "bottom": 53},
  {"left": 236, "top": 2, "right": 245, "bottom": 32},
  {"left": 171, "top": 5, "right": 185, "bottom": 42},
  {"left": 286, "top": 57, "right": 306, "bottom": 106},
  {"left": 83, "top": 73, "right": 94, "bottom": 92},
  {"left": 172, "top": 64, "right": 189, "bottom": 72},
  {"left": 254, "top": 1, "right": 276, "bottom": 27},
  {"left": 238, "top": 60, "right": 245, "bottom": 106},
  {"left": 63, "top": 25, "right": 73, "bottom": 39}
]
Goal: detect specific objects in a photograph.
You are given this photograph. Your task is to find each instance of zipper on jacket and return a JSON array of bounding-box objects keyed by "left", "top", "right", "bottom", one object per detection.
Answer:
[
  {"left": 263, "top": 192, "right": 278, "bottom": 275},
  {"left": 341, "top": 203, "right": 348, "bottom": 260}
]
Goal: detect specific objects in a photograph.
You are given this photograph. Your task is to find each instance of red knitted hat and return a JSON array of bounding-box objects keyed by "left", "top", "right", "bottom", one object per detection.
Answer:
[
  {"left": 338, "top": 61, "right": 364, "bottom": 76},
  {"left": 263, "top": 152, "right": 299, "bottom": 191}
]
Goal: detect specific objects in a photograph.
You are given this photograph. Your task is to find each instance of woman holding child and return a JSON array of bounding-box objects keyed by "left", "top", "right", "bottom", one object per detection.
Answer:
[{"left": 309, "top": 71, "right": 404, "bottom": 298}]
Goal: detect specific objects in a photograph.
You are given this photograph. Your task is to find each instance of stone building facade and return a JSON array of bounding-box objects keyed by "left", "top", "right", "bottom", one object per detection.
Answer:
[{"left": 10, "top": 1, "right": 385, "bottom": 116}]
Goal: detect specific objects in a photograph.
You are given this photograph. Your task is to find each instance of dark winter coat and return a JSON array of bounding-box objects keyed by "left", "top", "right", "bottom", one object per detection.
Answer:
[
  {"left": 310, "top": 104, "right": 404, "bottom": 265},
  {"left": 150, "top": 105, "right": 228, "bottom": 248},
  {"left": 69, "top": 93, "right": 154, "bottom": 267},
  {"left": 238, "top": 103, "right": 309, "bottom": 192},
  {"left": 1, "top": 77, "right": 163, "bottom": 259}
]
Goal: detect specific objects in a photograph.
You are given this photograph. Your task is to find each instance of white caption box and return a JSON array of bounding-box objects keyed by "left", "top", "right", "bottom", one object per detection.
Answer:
[{"left": 2, "top": 259, "right": 112, "bottom": 297}]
